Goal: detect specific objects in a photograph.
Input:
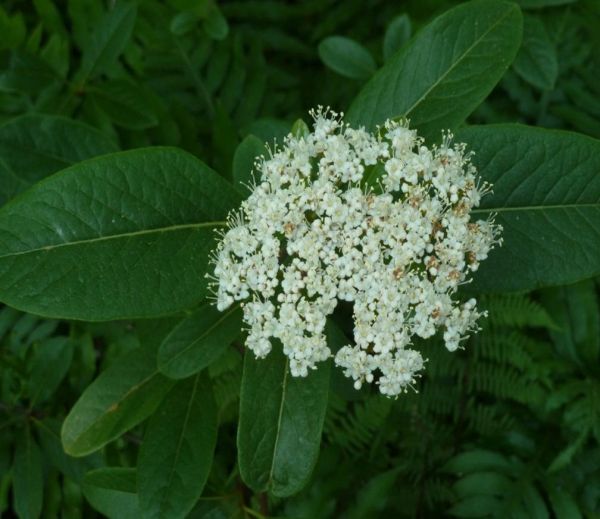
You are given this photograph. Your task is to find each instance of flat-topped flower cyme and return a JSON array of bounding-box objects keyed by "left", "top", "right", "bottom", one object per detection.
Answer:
[{"left": 209, "top": 108, "right": 501, "bottom": 396}]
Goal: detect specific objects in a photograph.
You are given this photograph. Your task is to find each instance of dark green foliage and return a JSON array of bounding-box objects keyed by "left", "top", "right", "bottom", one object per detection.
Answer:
[{"left": 0, "top": 0, "right": 599, "bottom": 517}]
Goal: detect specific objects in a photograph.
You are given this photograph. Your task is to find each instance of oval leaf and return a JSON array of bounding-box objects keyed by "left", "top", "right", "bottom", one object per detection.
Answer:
[
  {"left": 232, "top": 134, "right": 266, "bottom": 188},
  {"left": 383, "top": 14, "right": 412, "bottom": 61},
  {"left": 513, "top": 15, "right": 557, "bottom": 91},
  {"left": 457, "top": 124, "right": 600, "bottom": 292},
  {"left": 237, "top": 325, "right": 339, "bottom": 497},
  {"left": 346, "top": 0, "right": 523, "bottom": 139},
  {"left": 138, "top": 374, "right": 218, "bottom": 519},
  {"left": 0, "top": 114, "right": 118, "bottom": 205},
  {"left": 61, "top": 347, "right": 175, "bottom": 456},
  {"left": 158, "top": 304, "right": 243, "bottom": 380},
  {"left": 83, "top": 468, "right": 141, "bottom": 519},
  {"left": 0, "top": 147, "right": 242, "bottom": 320},
  {"left": 318, "top": 36, "right": 376, "bottom": 80}
]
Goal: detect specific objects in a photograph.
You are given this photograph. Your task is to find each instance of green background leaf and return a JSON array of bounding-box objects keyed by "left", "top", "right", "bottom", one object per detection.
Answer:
[
  {"left": 13, "top": 429, "right": 43, "bottom": 519},
  {"left": 78, "top": 2, "right": 137, "bottom": 81},
  {"left": 83, "top": 468, "right": 141, "bottom": 519},
  {"left": 0, "top": 114, "right": 118, "bottom": 206},
  {"left": 513, "top": 16, "right": 558, "bottom": 90},
  {"left": 383, "top": 14, "right": 412, "bottom": 61},
  {"left": 346, "top": 0, "right": 523, "bottom": 139},
  {"left": 318, "top": 36, "right": 377, "bottom": 80},
  {"left": 0, "top": 147, "right": 242, "bottom": 320}
]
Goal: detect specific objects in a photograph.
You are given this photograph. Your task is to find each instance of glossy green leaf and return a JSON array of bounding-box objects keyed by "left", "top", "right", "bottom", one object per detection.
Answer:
[
  {"left": 383, "top": 14, "right": 412, "bottom": 61},
  {"left": 0, "top": 114, "right": 118, "bottom": 205},
  {"left": 88, "top": 79, "right": 159, "bottom": 130},
  {"left": 232, "top": 134, "right": 265, "bottom": 188},
  {"left": 318, "top": 36, "right": 376, "bottom": 80},
  {"left": 83, "top": 468, "right": 141, "bottom": 519},
  {"left": 13, "top": 429, "right": 43, "bottom": 519},
  {"left": 138, "top": 374, "right": 218, "bottom": 519},
  {"left": 238, "top": 325, "right": 338, "bottom": 497},
  {"left": 61, "top": 347, "right": 175, "bottom": 456},
  {"left": 346, "top": 0, "right": 523, "bottom": 139},
  {"left": 78, "top": 2, "right": 137, "bottom": 81},
  {"left": 513, "top": 16, "right": 557, "bottom": 90},
  {"left": 457, "top": 124, "right": 600, "bottom": 292},
  {"left": 158, "top": 304, "right": 242, "bottom": 379},
  {"left": 0, "top": 147, "right": 242, "bottom": 320}
]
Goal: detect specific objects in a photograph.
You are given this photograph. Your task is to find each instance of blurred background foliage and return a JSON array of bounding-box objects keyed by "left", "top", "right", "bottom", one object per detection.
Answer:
[{"left": 0, "top": 0, "right": 599, "bottom": 517}]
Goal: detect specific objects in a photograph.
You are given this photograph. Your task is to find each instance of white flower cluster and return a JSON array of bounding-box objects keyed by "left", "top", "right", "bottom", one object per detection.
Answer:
[{"left": 210, "top": 108, "right": 501, "bottom": 397}]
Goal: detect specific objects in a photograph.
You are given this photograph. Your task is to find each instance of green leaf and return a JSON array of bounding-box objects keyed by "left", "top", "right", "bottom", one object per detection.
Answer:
[
  {"left": 346, "top": 0, "right": 523, "bottom": 139},
  {"left": 0, "top": 51, "right": 58, "bottom": 95},
  {"left": 383, "top": 14, "right": 412, "bottom": 61},
  {"left": 456, "top": 124, "right": 600, "bottom": 292},
  {"left": 547, "top": 487, "right": 582, "bottom": 519},
  {"left": 0, "top": 7, "right": 26, "bottom": 50},
  {"left": 61, "top": 347, "right": 175, "bottom": 456},
  {"left": 450, "top": 495, "right": 501, "bottom": 517},
  {"left": 238, "top": 331, "right": 333, "bottom": 497},
  {"left": 27, "top": 336, "right": 73, "bottom": 404},
  {"left": 318, "top": 36, "right": 376, "bottom": 80},
  {"left": 13, "top": 429, "right": 43, "bottom": 519},
  {"left": 83, "top": 468, "right": 141, "bottom": 519},
  {"left": 78, "top": 2, "right": 137, "bottom": 81},
  {"left": 513, "top": 16, "right": 557, "bottom": 90},
  {"left": 158, "top": 304, "right": 243, "bottom": 380},
  {"left": 35, "top": 418, "right": 101, "bottom": 483},
  {"left": 88, "top": 79, "right": 159, "bottom": 130},
  {"left": 232, "top": 134, "right": 266, "bottom": 188},
  {"left": 0, "top": 114, "right": 118, "bottom": 206},
  {"left": 138, "top": 374, "right": 218, "bottom": 519},
  {"left": 0, "top": 147, "right": 242, "bottom": 320},
  {"left": 204, "top": 6, "right": 229, "bottom": 41},
  {"left": 516, "top": 0, "right": 577, "bottom": 7},
  {"left": 443, "top": 450, "right": 513, "bottom": 474}
]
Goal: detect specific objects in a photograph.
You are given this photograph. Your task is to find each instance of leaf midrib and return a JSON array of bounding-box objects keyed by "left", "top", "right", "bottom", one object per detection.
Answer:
[
  {"left": 402, "top": 5, "right": 516, "bottom": 119},
  {"left": 267, "top": 359, "right": 289, "bottom": 488},
  {"left": 473, "top": 202, "right": 600, "bottom": 214},
  {"left": 0, "top": 221, "right": 226, "bottom": 260},
  {"left": 64, "top": 368, "right": 160, "bottom": 454},
  {"left": 159, "top": 374, "right": 200, "bottom": 517}
]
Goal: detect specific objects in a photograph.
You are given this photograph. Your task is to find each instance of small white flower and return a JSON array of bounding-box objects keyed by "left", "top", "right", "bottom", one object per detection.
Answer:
[{"left": 209, "top": 107, "right": 501, "bottom": 397}]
